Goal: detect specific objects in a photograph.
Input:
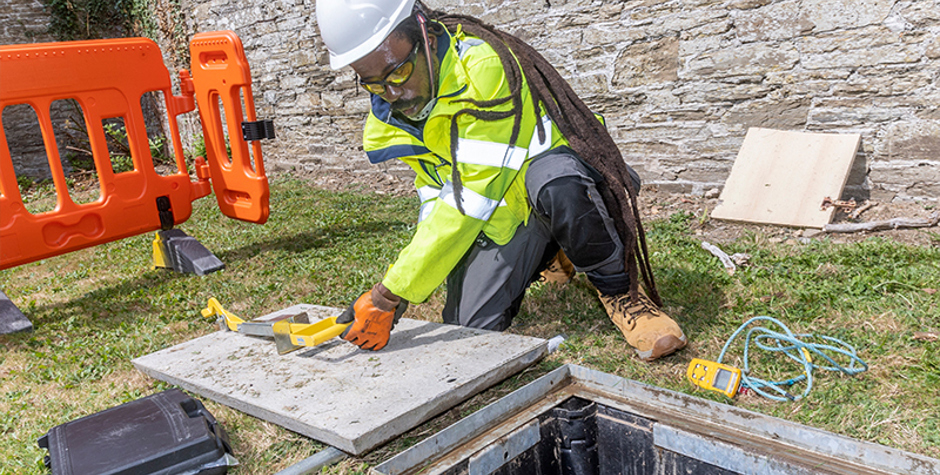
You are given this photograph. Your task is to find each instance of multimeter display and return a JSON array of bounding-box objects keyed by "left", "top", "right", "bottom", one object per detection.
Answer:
[
  {"left": 687, "top": 358, "right": 742, "bottom": 398},
  {"left": 714, "top": 368, "right": 734, "bottom": 389}
]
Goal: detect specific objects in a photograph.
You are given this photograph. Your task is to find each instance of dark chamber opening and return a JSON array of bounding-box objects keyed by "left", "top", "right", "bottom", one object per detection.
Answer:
[{"left": 443, "top": 396, "right": 739, "bottom": 475}]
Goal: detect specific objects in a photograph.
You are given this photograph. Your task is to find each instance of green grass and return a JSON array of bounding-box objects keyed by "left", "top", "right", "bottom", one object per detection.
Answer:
[{"left": 1, "top": 179, "right": 938, "bottom": 474}]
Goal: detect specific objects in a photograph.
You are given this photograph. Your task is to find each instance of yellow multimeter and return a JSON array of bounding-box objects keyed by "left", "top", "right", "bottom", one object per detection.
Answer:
[{"left": 687, "top": 358, "right": 743, "bottom": 398}]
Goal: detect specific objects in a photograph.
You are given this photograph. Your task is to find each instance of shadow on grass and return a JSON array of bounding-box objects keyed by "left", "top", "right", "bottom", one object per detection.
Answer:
[
  {"left": 212, "top": 219, "right": 410, "bottom": 263},
  {"left": 4, "top": 269, "right": 185, "bottom": 335},
  {"left": 3, "top": 219, "right": 405, "bottom": 336}
]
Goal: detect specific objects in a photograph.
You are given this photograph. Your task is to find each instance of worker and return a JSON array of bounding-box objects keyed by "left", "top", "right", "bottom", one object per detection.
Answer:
[{"left": 317, "top": 0, "right": 687, "bottom": 361}]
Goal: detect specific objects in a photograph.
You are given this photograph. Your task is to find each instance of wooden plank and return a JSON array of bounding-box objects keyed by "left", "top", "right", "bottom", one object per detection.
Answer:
[{"left": 711, "top": 128, "right": 861, "bottom": 229}]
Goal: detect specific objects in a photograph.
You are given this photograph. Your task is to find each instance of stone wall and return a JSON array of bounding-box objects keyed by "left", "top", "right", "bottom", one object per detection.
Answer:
[
  {"left": 0, "top": 0, "right": 50, "bottom": 44},
  {"left": 7, "top": 0, "right": 937, "bottom": 201}
]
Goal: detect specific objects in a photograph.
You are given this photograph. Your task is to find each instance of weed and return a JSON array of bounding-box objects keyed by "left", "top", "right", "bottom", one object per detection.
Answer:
[{"left": 16, "top": 175, "right": 32, "bottom": 191}]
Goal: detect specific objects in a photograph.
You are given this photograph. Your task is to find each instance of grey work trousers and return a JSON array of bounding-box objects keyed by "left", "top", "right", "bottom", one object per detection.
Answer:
[{"left": 442, "top": 147, "right": 639, "bottom": 331}]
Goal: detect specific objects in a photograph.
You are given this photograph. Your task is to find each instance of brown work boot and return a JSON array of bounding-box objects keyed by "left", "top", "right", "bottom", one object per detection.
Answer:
[
  {"left": 598, "top": 287, "right": 687, "bottom": 362},
  {"left": 539, "top": 249, "right": 575, "bottom": 284}
]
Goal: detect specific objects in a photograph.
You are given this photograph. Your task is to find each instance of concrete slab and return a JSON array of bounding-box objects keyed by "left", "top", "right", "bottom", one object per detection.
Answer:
[{"left": 132, "top": 304, "right": 548, "bottom": 455}]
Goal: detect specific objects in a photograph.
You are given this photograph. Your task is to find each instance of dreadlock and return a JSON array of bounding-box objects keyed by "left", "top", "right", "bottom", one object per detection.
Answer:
[{"left": 417, "top": 2, "right": 661, "bottom": 305}]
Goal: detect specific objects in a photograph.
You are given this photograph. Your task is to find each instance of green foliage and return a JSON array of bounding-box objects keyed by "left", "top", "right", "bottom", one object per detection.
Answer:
[
  {"left": 64, "top": 122, "right": 172, "bottom": 174},
  {"left": 40, "top": 0, "right": 188, "bottom": 67},
  {"left": 187, "top": 134, "right": 233, "bottom": 165},
  {"left": 16, "top": 175, "right": 33, "bottom": 190},
  {"left": 148, "top": 134, "right": 169, "bottom": 164},
  {"left": 40, "top": 0, "right": 188, "bottom": 69},
  {"left": 190, "top": 134, "right": 207, "bottom": 160},
  {"left": 43, "top": 0, "right": 142, "bottom": 40},
  {"left": 101, "top": 122, "right": 133, "bottom": 173}
]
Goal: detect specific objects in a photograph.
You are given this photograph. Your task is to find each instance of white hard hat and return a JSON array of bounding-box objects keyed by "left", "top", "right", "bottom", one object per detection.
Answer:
[{"left": 316, "top": 0, "right": 417, "bottom": 70}]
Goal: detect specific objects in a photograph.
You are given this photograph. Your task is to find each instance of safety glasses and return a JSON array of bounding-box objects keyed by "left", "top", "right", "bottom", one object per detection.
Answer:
[{"left": 358, "top": 42, "right": 421, "bottom": 96}]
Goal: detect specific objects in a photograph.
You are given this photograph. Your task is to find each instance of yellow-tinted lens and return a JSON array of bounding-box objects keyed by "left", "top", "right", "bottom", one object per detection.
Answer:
[
  {"left": 361, "top": 83, "right": 386, "bottom": 95},
  {"left": 385, "top": 61, "right": 415, "bottom": 85}
]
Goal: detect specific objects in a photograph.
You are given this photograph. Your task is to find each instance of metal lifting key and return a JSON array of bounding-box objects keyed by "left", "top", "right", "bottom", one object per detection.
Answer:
[{"left": 201, "top": 298, "right": 350, "bottom": 355}]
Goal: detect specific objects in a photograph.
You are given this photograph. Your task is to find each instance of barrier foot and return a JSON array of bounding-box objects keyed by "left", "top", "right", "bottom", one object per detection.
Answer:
[
  {"left": 152, "top": 229, "right": 225, "bottom": 276},
  {"left": 0, "top": 290, "right": 33, "bottom": 334}
]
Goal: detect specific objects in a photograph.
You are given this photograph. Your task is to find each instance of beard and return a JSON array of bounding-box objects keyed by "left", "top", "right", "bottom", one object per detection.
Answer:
[{"left": 393, "top": 97, "right": 429, "bottom": 121}]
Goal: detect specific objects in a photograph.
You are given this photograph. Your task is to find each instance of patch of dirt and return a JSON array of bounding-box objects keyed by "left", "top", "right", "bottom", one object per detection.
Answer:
[
  {"left": 287, "top": 169, "right": 940, "bottom": 248},
  {"left": 638, "top": 186, "right": 938, "bottom": 248}
]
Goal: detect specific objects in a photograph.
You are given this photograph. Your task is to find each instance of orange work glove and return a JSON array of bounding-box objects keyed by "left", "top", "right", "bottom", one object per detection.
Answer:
[{"left": 338, "top": 283, "right": 407, "bottom": 351}]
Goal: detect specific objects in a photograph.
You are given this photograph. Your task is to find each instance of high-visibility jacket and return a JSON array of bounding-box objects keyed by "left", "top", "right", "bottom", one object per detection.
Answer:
[{"left": 363, "top": 24, "right": 571, "bottom": 304}]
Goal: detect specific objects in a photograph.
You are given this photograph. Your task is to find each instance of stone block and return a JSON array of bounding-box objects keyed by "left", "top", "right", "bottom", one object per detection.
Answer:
[
  {"left": 904, "top": 183, "right": 940, "bottom": 200},
  {"left": 613, "top": 36, "right": 679, "bottom": 88},
  {"left": 320, "top": 91, "right": 343, "bottom": 110},
  {"left": 567, "top": 72, "right": 609, "bottom": 96},
  {"left": 683, "top": 41, "right": 799, "bottom": 78},
  {"left": 803, "top": 43, "right": 923, "bottom": 70},
  {"left": 801, "top": 0, "right": 894, "bottom": 33},
  {"left": 685, "top": 18, "right": 733, "bottom": 39},
  {"left": 901, "top": 2, "right": 940, "bottom": 28},
  {"left": 809, "top": 98, "right": 909, "bottom": 126},
  {"left": 870, "top": 161, "right": 940, "bottom": 189},
  {"left": 583, "top": 24, "right": 648, "bottom": 45},
  {"left": 800, "top": 27, "right": 925, "bottom": 69},
  {"left": 733, "top": 0, "right": 810, "bottom": 42},
  {"left": 728, "top": 0, "right": 772, "bottom": 10},
  {"left": 658, "top": 9, "right": 730, "bottom": 34},
  {"left": 722, "top": 97, "right": 810, "bottom": 130},
  {"left": 880, "top": 122, "right": 940, "bottom": 162},
  {"left": 671, "top": 159, "right": 733, "bottom": 184},
  {"left": 831, "top": 70, "right": 932, "bottom": 97}
]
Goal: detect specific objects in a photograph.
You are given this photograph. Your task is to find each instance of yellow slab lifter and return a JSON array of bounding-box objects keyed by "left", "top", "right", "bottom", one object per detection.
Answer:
[{"left": 201, "top": 298, "right": 350, "bottom": 355}]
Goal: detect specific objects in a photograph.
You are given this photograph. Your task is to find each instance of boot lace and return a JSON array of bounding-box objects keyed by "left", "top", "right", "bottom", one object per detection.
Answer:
[{"left": 606, "top": 292, "right": 661, "bottom": 330}]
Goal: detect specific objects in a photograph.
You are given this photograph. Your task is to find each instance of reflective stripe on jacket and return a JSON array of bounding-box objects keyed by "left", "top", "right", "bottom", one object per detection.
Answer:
[{"left": 364, "top": 24, "right": 570, "bottom": 303}]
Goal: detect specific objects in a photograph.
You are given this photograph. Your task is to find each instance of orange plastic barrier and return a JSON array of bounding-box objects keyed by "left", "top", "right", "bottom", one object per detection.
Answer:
[
  {"left": 0, "top": 32, "right": 269, "bottom": 271},
  {"left": 190, "top": 31, "right": 269, "bottom": 225}
]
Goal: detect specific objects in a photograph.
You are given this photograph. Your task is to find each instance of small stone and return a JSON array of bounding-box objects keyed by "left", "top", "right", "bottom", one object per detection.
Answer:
[
  {"left": 704, "top": 188, "right": 720, "bottom": 199},
  {"left": 803, "top": 229, "right": 823, "bottom": 238}
]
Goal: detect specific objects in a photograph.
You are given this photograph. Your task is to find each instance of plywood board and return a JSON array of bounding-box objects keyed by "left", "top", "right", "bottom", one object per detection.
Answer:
[
  {"left": 132, "top": 305, "right": 547, "bottom": 455},
  {"left": 710, "top": 127, "right": 861, "bottom": 228}
]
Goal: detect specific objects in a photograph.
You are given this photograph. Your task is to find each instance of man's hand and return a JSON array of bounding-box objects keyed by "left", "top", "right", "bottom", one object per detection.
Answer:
[{"left": 338, "top": 283, "right": 406, "bottom": 351}]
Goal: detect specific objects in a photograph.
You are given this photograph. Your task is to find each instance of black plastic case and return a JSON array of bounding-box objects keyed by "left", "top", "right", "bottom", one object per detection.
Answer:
[{"left": 38, "top": 389, "right": 236, "bottom": 475}]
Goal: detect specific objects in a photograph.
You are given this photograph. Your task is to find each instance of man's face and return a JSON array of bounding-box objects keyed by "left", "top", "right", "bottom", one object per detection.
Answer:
[{"left": 351, "top": 32, "right": 436, "bottom": 121}]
